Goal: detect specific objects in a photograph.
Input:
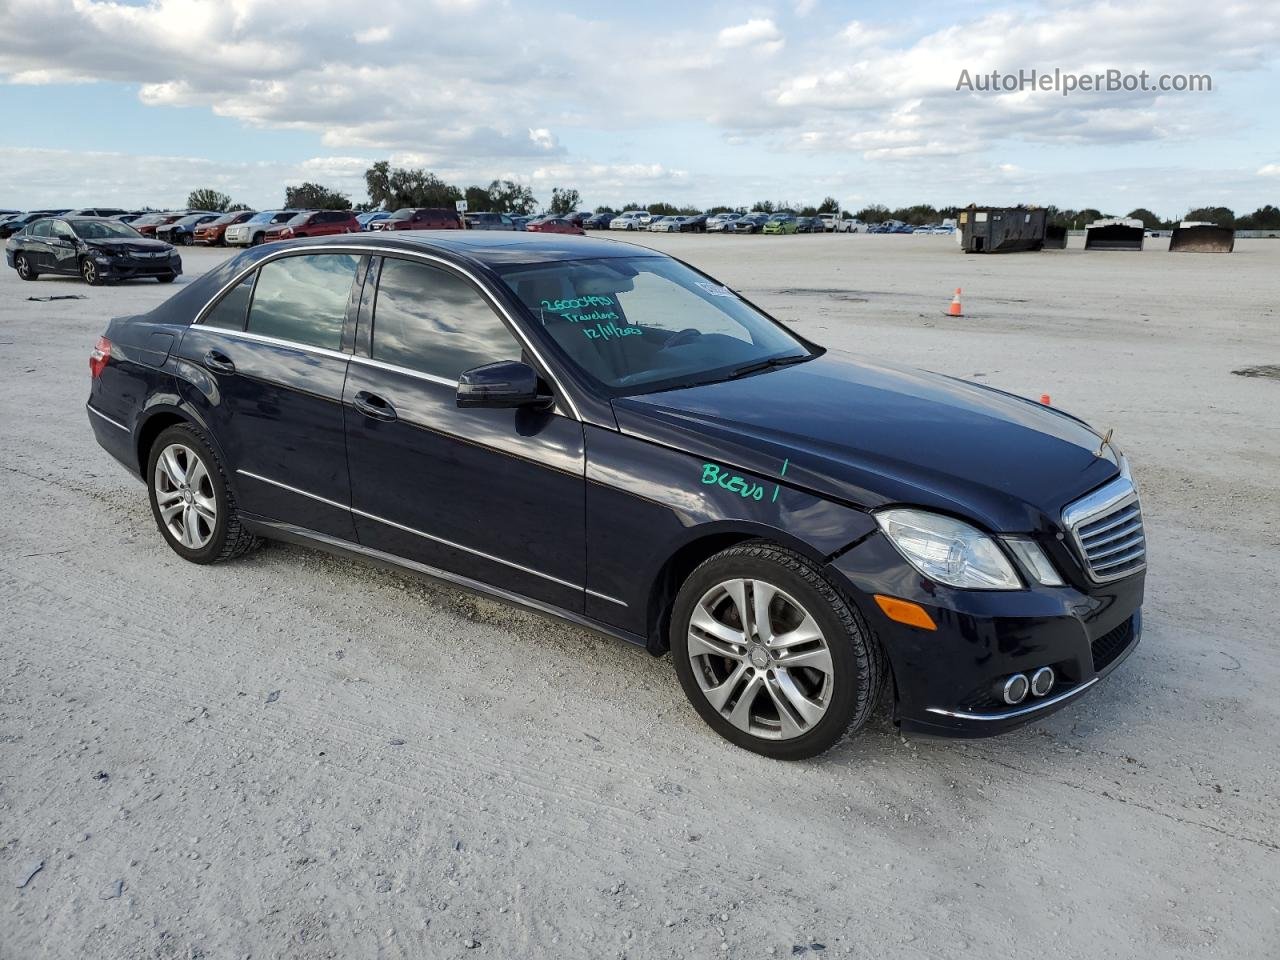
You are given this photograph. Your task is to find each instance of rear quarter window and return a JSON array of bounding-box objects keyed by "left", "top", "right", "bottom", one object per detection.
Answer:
[{"left": 201, "top": 273, "right": 255, "bottom": 331}]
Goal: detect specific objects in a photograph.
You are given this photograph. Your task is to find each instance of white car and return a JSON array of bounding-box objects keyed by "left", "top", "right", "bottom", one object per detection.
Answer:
[
  {"left": 832, "top": 217, "right": 864, "bottom": 233},
  {"left": 707, "top": 212, "right": 742, "bottom": 232},
  {"left": 648, "top": 216, "right": 684, "bottom": 232},
  {"left": 224, "top": 210, "right": 301, "bottom": 246},
  {"left": 609, "top": 215, "right": 642, "bottom": 231}
]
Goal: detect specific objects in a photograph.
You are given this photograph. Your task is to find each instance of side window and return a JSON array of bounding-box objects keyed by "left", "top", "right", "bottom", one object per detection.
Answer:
[
  {"left": 247, "top": 254, "right": 358, "bottom": 350},
  {"left": 52, "top": 221, "right": 76, "bottom": 240},
  {"left": 29, "top": 220, "right": 51, "bottom": 238},
  {"left": 371, "top": 258, "right": 520, "bottom": 380},
  {"left": 202, "top": 273, "right": 255, "bottom": 331}
]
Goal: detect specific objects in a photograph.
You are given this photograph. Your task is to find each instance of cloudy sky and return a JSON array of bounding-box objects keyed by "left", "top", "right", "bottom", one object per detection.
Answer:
[{"left": 1, "top": 0, "right": 1277, "bottom": 217}]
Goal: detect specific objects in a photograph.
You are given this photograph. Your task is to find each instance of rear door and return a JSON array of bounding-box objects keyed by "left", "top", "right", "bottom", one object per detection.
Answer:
[
  {"left": 343, "top": 255, "right": 586, "bottom": 611},
  {"left": 177, "top": 251, "right": 363, "bottom": 539}
]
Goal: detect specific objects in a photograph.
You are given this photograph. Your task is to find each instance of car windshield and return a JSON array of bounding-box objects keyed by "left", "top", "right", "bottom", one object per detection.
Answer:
[
  {"left": 499, "top": 255, "right": 814, "bottom": 394},
  {"left": 390, "top": 208, "right": 415, "bottom": 219},
  {"left": 130, "top": 214, "right": 164, "bottom": 226},
  {"left": 175, "top": 214, "right": 207, "bottom": 226},
  {"left": 208, "top": 213, "right": 238, "bottom": 226},
  {"left": 70, "top": 219, "right": 143, "bottom": 240},
  {"left": 285, "top": 213, "right": 310, "bottom": 226},
  {"left": 248, "top": 211, "right": 276, "bottom": 223}
]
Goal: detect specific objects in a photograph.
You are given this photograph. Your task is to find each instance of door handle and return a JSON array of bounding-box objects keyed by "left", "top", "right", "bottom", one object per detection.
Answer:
[
  {"left": 203, "top": 349, "right": 235, "bottom": 374},
  {"left": 353, "top": 390, "right": 397, "bottom": 422}
]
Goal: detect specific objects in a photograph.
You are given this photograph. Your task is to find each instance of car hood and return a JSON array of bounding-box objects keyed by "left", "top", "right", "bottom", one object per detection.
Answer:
[
  {"left": 86, "top": 238, "right": 173, "bottom": 253},
  {"left": 611, "top": 352, "right": 1119, "bottom": 533}
]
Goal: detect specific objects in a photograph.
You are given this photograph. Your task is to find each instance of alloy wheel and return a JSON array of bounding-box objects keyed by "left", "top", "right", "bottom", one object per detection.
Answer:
[
  {"left": 16, "top": 254, "right": 30, "bottom": 278},
  {"left": 153, "top": 443, "right": 217, "bottom": 549},
  {"left": 687, "top": 578, "right": 834, "bottom": 740},
  {"left": 81, "top": 259, "right": 97, "bottom": 284}
]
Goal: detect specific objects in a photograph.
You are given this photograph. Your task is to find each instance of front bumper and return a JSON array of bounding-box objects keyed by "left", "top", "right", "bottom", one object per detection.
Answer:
[
  {"left": 92, "top": 253, "right": 182, "bottom": 279},
  {"left": 830, "top": 531, "right": 1145, "bottom": 738}
]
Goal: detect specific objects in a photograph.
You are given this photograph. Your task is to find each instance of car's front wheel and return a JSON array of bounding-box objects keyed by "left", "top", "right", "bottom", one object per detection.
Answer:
[
  {"left": 671, "top": 541, "right": 883, "bottom": 760},
  {"left": 80, "top": 257, "right": 104, "bottom": 286},
  {"left": 146, "top": 424, "right": 258, "bottom": 564},
  {"left": 15, "top": 253, "right": 38, "bottom": 280}
]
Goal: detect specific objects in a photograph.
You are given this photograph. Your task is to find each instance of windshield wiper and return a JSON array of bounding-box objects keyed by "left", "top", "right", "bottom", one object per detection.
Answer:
[{"left": 727, "top": 353, "right": 812, "bottom": 380}]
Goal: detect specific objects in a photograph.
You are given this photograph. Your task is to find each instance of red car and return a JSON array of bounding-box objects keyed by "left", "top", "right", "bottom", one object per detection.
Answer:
[
  {"left": 525, "top": 217, "right": 585, "bottom": 235},
  {"left": 194, "top": 210, "right": 257, "bottom": 246},
  {"left": 374, "top": 207, "right": 462, "bottom": 230},
  {"left": 130, "top": 212, "right": 185, "bottom": 237},
  {"left": 263, "top": 209, "right": 360, "bottom": 241}
]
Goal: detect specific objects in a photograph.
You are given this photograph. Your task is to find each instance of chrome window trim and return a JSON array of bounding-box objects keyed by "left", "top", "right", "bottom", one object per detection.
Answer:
[
  {"left": 348, "top": 354, "right": 456, "bottom": 389},
  {"left": 925, "top": 677, "right": 1098, "bottom": 721},
  {"left": 191, "top": 243, "right": 583, "bottom": 421},
  {"left": 86, "top": 403, "right": 130, "bottom": 434},
  {"left": 234, "top": 468, "right": 605, "bottom": 598},
  {"left": 199, "top": 326, "right": 350, "bottom": 362}
]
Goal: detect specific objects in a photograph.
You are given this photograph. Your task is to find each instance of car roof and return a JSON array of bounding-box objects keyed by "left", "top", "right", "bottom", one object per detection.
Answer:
[{"left": 278, "top": 230, "right": 660, "bottom": 269}]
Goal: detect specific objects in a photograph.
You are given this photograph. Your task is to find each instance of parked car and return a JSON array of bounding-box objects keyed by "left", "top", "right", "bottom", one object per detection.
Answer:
[
  {"left": 111, "top": 213, "right": 147, "bottom": 224},
  {"left": 130, "top": 212, "right": 187, "bottom": 237},
  {"left": 225, "top": 210, "right": 302, "bottom": 247},
  {"left": 732, "top": 214, "right": 770, "bottom": 234},
  {"left": 510, "top": 215, "right": 533, "bottom": 231},
  {"left": 680, "top": 214, "right": 709, "bottom": 233},
  {"left": 357, "top": 211, "right": 392, "bottom": 231},
  {"left": 525, "top": 216, "right": 584, "bottom": 235},
  {"left": 648, "top": 216, "right": 684, "bottom": 233},
  {"left": 762, "top": 214, "right": 799, "bottom": 235},
  {"left": 608, "top": 215, "right": 643, "bottom": 231},
  {"left": 66, "top": 207, "right": 131, "bottom": 218},
  {"left": 374, "top": 208, "right": 462, "bottom": 231},
  {"left": 795, "top": 217, "right": 822, "bottom": 234},
  {"left": 263, "top": 210, "right": 360, "bottom": 241},
  {"left": 1, "top": 210, "right": 71, "bottom": 239},
  {"left": 6, "top": 215, "right": 181, "bottom": 285},
  {"left": 84, "top": 231, "right": 1145, "bottom": 759},
  {"left": 194, "top": 211, "right": 257, "bottom": 246},
  {"left": 584, "top": 212, "right": 615, "bottom": 229},
  {"left": 565, "top": 212, "right": 591, "bottom": 228},
  {"left": 464, "top": 212, "right": 518, "bottom": 231},
  {"left": 707, "top": 212, "right": 743, "bottom": 232},
  {"left": 156, "top": 213, "right": 223, "bottom": 246}
]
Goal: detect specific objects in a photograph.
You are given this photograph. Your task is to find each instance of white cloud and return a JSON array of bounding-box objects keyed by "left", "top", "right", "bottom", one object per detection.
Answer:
[
  {"left": 354, "top": 25, "right": 392, "bottom": 44},
  {"left": 1259, "top": 163, "right": 1280, "bottom": 177},
  {"left": 717, "top": 18, "right": 784, "bottom": 53},
  {"left": 840, "top": 20, "right": 889, "bottom": 47}
]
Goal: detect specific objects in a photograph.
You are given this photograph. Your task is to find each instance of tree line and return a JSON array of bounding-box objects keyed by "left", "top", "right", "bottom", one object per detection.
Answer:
[{"left": 184, "top": 165, "right": 1280, "bottom": 230}]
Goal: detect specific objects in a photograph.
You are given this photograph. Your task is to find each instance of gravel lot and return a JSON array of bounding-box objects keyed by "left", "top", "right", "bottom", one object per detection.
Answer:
[{"left": 2, "top": 233, "right": 1278, "bottom": 959}]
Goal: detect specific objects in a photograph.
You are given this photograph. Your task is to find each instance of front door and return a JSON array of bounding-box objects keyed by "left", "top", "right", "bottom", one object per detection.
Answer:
[
  {"left": 343, "top": 255, "right": 586, "bottom": 611},
  {"left": 177, "top": 251, "right": 362, "bottom": 540}
]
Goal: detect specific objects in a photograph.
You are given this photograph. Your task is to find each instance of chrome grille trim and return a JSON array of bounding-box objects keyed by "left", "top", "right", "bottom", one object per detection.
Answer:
[{"left": 1062, "top": 467, "right": 1147, "bottom": 583}]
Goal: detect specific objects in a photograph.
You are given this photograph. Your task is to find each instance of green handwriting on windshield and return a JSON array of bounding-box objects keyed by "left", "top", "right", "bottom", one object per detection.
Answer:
[
  {"left": 539, "top": 295, "right": 638, "bottom": 341},
  {"left": 700, "top": 458, "right": 789, "bottom": 502}
]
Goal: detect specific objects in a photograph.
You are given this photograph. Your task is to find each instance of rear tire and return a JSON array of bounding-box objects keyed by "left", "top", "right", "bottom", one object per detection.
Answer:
[
  {"left": 15, "top": 253, "right": 38, "bottom": 280},
  {"left": 671, "top": 540, "right": 883, "bottom": 760},
  {"left": 146, "top": 423, "right": 258, "bottom": 564}
]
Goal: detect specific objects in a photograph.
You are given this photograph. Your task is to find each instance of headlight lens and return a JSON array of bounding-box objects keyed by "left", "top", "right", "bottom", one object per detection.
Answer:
[
  {"left": 1003, "top": 537, "right": 1064, "bottom": 586},
  {"left": 875, "top": 508, "right": 1022, "bottom": 590}
]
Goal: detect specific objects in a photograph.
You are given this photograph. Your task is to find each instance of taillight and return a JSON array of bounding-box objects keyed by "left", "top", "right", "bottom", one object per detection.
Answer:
[{"left": 90, "top": 336, "right": 111, "bottom": 379}]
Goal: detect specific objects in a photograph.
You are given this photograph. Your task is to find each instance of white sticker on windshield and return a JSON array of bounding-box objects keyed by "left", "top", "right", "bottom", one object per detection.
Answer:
[{"left": 695, "top": 281, "right": 737, "bottom": 298}]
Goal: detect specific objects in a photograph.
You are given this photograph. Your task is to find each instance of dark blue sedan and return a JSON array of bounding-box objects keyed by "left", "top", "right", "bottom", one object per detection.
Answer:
[{"left": 85, "top": 232, "right": 1144, "bottom": 758}]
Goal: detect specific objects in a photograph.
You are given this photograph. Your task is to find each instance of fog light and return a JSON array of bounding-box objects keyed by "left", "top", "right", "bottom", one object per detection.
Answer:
[
  {"left": 1002, "top": 673, "right": 1029, "bottom": 705},
  {"left": 1030, "top": 666, "right": 1055, "bottom": 697}
]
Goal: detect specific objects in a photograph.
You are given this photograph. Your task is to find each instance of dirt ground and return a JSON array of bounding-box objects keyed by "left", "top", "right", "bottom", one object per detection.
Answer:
[{"left": 2, "top": 233, "right": 1278, "bottom": 959}]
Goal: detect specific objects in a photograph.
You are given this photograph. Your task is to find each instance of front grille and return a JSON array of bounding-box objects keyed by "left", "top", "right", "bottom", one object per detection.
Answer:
[
  {"left": 1063, "top": 471, "right": 1146, "bottom": 582},
  {"left": 1092, "top": 617, "right": 1135, "bottom": 672}
]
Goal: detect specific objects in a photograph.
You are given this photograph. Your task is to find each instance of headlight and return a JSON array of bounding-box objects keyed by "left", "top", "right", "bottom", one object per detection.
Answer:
[{"left": 875, "top": 508, "right": 1022, "bottom": 590}]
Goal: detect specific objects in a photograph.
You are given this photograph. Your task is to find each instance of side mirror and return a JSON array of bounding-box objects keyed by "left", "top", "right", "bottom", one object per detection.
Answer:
[{"left": 457, "top": 361, "right": 552, "bottom": 410}]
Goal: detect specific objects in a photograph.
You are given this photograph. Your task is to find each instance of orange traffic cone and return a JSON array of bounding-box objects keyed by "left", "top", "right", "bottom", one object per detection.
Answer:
[{"left": 947, "top": 287, "right": 963, "bottom": 317}]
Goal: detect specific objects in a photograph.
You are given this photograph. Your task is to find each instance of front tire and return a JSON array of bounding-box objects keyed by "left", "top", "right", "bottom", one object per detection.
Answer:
[
  {"left": 146, "top": 424, "right": 258, "bottom": 564},
  {"left": 251, "top": 232, "right": 265, "bottom": 246},
  {"left": 15, "top": 253, "right": 38, "bottom": 280},
  {"left": 80, "top": 257, "right": 104, "bottom": 286},
  {"left": 671, "top": 541, "right": 883, "bottom": 760},
  {"left": 156, "top": 273, "right": 176, "bottom": 283}
]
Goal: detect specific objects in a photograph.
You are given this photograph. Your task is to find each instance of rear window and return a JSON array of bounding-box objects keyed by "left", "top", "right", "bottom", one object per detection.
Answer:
[
  {"left": 202, "top": 273, "right": 254, "bottom": 331},
  {"left": 246, "top": 254, "right": 358, "bottom": 350}
]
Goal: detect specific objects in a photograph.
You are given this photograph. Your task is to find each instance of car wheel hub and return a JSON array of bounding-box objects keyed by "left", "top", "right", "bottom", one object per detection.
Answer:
[
  {"left": 687, "top": 578, "right": 833, "bottom": 741},
  {"left": 153, "top": 443, "right": 216, "bottom": 550}
]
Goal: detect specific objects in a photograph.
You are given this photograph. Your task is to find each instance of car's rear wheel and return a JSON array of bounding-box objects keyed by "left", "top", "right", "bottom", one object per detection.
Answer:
[
  {"left": 80, "top": 257, "right": 103, "bottom": 286},
  {"left": 671, "top": 541, "right": 883, "bottom": 760},
  {"left": 146, "top": 424, "right": 258, "bottom": 564},
  {"left": 15, "top": 253, "right": 38, "bottom": 280}
]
